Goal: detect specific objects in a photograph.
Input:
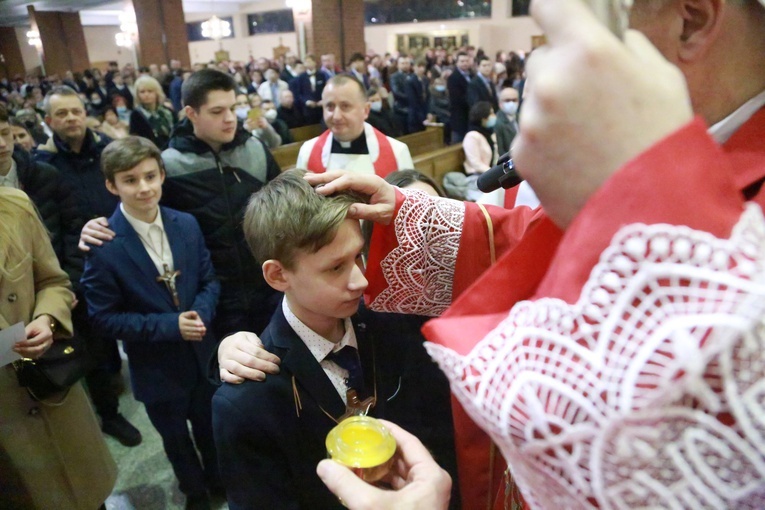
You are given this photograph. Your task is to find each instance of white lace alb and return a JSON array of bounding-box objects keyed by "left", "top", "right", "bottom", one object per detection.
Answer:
[
  {"left": 423, "top": 205, "right": 765, "bottom": 509},
  {"left": 370, "top": 189, "right": 465, "bottom": 316}
]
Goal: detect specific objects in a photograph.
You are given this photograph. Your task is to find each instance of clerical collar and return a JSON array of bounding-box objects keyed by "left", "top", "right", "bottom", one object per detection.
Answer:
[
  {"left": 709, "top": 88, "right": 765, "bottom": 144},
  {"left": 331, "top": 133, "right": 368, "bottom": 154}
]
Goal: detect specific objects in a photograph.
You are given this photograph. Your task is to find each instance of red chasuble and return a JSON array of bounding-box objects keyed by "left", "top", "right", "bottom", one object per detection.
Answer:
[
  {"left": 306, "top": 126, "right": 399, "bottom": 178},
  {"left": 365, "top": 109, "right": 765, "bottom": 510}
]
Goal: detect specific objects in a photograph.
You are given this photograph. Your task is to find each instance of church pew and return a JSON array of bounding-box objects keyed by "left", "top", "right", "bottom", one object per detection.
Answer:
[
  {"left": 412, "top": 144, "right": 466, "bottom": 186},
  {"left": 289, "top": 124, "right": 325, "bottom": 143},
  {"left": 398, "top": 125, "right": 444, "bottom": 157},
  {"left": 272, "top": 142, "right": 302, "bottom": 171}
]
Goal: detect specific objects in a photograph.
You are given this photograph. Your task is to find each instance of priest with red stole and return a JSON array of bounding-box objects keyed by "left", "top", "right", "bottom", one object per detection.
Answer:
[{"left": 296, "top": 75, "right": 413, "bottom": 177}]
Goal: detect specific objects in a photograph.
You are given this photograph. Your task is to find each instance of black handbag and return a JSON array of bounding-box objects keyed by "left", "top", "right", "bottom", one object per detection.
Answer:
[{"left": 13, "top": 335, "right": 92, "bottom": 402}]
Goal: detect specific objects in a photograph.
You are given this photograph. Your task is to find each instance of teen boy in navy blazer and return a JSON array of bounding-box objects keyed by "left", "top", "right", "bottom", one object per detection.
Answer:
[{"left": 81, "top": 136, "right": 221, "bottom": 510}]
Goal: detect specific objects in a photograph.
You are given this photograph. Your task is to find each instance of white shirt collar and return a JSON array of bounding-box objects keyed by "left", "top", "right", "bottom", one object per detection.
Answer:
[
  {"left": 281, "top": 297, "right": 357, "bottom": 364},
  {"left": 709, "top": 89, "right": 765, "bottom": 144},
  {"left": 120, "top": 202, "right": 165, "bottom": 239},
  {"left": 0, "top": 159, "right": 19, "bottom": 189}
]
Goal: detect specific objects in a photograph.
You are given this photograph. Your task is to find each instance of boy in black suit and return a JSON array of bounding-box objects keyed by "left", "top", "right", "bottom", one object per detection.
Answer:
[{"left": 213, "top": 170, "right": 398, "bottom": 509}]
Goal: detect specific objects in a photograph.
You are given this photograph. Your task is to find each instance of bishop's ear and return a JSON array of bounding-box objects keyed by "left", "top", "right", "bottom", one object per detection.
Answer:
[
  {"left": 262, "top": 260, "right": 289, "bottom": 292},
  {"left": 677, "top": 0, "right": 724, "bottom": 62}
]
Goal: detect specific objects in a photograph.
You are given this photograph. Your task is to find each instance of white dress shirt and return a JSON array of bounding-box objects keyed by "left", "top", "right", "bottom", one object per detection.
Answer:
[
  {"left": 0, "top": 160, "right": 19, "bottom": 189},
  {"left": 282, "top": 298, "right": 358, "bottom": 405},
  {"left": 121, "top": 204, "right": 175, "bottom": 276}
]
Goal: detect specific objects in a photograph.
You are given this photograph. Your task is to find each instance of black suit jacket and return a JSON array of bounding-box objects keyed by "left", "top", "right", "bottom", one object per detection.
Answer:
[
  {"left": 468, "top": 75, "right": 499, "bottom": 112},
  {"left": 405, "top": 75, "right": 430, "bottom": 133},
  {"left": 294, "top": 71, "right": 329, "bottom": 123},
  {"left": 447, "top": 70, "right": 472, "bottom": 135},
  {"left": 213, "top": 301, "right": 457, "bottom": 509}
]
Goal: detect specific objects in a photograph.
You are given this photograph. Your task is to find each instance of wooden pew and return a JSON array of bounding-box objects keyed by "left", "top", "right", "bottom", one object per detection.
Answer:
[
  {"left": 271, "top": 142, "right": 303, "bottom": 171},
  {"left": 398, "top": 125, "right": 444, "bottom": 157},
  {"left": 412, "top": 144, "right": 465, "bottom": 186},
  {"left": 289, "top": 124, "right": 325, "bottom": 143}
]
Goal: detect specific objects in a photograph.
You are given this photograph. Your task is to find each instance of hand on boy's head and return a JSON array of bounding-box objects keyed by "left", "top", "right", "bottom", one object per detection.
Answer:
[
  {"left": 78, "top": 217, "right": 115, "bottom": 252},
  {"left": 304, "top": 171, "right": 396, "bottom": 225},
  {"left": 218, "top": 331, "right": 281, "bottom": 384},
  {"left": 179, "top": 310, "right": 206, "bottom": 341},
  {"left": 316, "top": 419, "right": 452, "bottom": 510}
]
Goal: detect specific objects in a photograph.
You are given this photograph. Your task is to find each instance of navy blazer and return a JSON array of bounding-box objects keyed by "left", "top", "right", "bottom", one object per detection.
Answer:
[
  {"left": 81, "top": 205, "right": 220, "bottom": 404},
  {"left": 213, "top": 301, "right": 410, "bottom": 510},
  {"left": 294, "top": 71, "right": 329, "bottom": 115}
]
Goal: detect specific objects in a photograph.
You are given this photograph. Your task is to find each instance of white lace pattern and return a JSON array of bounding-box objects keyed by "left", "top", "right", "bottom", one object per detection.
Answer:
[
  {"left": 426, "top": 205, "right": 765, "bottom": 509},
  {"left": 370, "top": 189, "right": 465, "bottom": 317}
]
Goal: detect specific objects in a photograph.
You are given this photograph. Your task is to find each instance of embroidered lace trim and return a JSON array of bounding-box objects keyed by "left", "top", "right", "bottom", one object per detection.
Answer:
[
  {"left": 426, "top": 205, "right": 765, "bottom": 509},
  {"left": 370, "top": 189, "right": 465, "bottom": 317}
]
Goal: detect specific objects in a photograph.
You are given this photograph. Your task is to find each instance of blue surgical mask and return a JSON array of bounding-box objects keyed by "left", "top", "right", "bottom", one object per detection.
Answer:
[
  {"left": 370, "top": 101, "right": 383, "bottom": 112},
  {"left": 235, "top": 106, "right": 250, "bottom": 120},
  {"left": 264, "top": 109, "right": 278, "bottom": 122},
  {"left": 485, "top": 115, "right": 497, "bottom": 129},
  {"left": 435, "top": 85, "right": 446, "bottom": 92},
  {"left": 116, "top": 106, "right": 127, "bottom": 114},
  {"left": 501, "top": 101, "right": 518, "bottom": 116}
]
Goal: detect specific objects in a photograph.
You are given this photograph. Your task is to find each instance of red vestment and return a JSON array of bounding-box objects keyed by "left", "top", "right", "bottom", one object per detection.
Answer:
[{"left": 365, "top": 109, "right": 765, "bottom": 509}]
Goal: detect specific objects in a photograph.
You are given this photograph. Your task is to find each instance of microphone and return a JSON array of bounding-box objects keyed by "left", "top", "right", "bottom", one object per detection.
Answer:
[{"left": 477, "top": 154, "right": 524, "bottom": 193}]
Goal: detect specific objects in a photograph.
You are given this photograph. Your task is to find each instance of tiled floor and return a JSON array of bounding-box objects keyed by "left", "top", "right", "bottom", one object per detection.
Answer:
[{"left": 102, "top": 353, "right": 228, "bottom": 510}]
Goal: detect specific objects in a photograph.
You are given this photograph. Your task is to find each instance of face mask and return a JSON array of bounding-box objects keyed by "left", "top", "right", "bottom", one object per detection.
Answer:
[
  {"left": 264, "top": 109, "right": 278, "bottom": 121},
  {"left": 116, "top": 106, "right": 127, "bottom": 114},
  {"left": 91, "top": 99, "right": 101, "bottom": 106},
  {"left": 485, "top": 115, "right": 497, "bottom": 129},
  {"left": 235, "top": 106, "right": 250, "bottom": 120},
  {"left": 435, "top": 85, "right": 446, "bottom": 92},
  {"left": 501, "top": 101, "right": 518, "bottom": 116},
  {"left": 370, "top": 101, "right": 383, "bottom": 112}
]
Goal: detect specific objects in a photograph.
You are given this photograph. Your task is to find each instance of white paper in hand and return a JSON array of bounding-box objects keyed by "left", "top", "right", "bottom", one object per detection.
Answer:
[{"left": 0, "top": 322, "right": 26, "bottom": 367}]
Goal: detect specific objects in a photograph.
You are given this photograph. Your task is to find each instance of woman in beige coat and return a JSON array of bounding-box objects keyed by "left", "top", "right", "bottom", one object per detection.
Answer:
[{"left": 0, "top": 187, "right": 117, "bottom": 509}]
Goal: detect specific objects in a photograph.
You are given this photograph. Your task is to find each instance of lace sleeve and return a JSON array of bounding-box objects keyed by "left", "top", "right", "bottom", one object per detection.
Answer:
[
  {"left": 369, "top": 189, "right": 466, "bottom": 317},
  {"left": 427, "top": 204, "right": 765, "bottom": 509}
]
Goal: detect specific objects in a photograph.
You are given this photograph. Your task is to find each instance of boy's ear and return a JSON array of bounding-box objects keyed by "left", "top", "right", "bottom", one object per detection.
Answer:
[
  {"left": 105, "top": 179, "right": 120, "bottom": 197},
  {"left": 262, "top": 260, "right": 289, "bottom": 292}
]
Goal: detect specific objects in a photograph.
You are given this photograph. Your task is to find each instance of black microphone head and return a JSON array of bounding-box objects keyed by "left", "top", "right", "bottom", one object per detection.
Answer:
[
  {"left": 477, "top": 164, "right": 506, "bottom": 193},
  {"left": 477, "top": 159, "right": 523, "bottom": 193}
]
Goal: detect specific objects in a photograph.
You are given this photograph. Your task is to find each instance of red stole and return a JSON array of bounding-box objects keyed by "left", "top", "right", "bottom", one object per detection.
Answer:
[{"left": 306, "top": 127, "right": 398, "bottom": 178}]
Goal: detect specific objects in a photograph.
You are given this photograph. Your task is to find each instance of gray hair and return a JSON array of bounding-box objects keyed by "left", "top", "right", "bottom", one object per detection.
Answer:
[{"left": 43, "top": 85, "right": 83, "bottom": 115}]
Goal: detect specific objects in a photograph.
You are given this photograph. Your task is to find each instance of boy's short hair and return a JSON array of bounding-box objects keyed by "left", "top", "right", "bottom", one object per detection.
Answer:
[
  {"left": 182, "top": 69, "right": 236, "bottom": 110},
  {"left": 101, "top": 136, "right": 163, "bottom": 183},
  {"left": 244, "top": 169, "right": 366, "bottom": 270}
]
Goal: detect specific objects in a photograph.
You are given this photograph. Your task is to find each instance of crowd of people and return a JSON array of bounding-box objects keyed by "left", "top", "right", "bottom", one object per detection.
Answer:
[
  {"left": 0, "top": 45, "right": 523, "bottom": 169},
  {"left": 3, "top": 0, "right": 765, "bottom": 508}
]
